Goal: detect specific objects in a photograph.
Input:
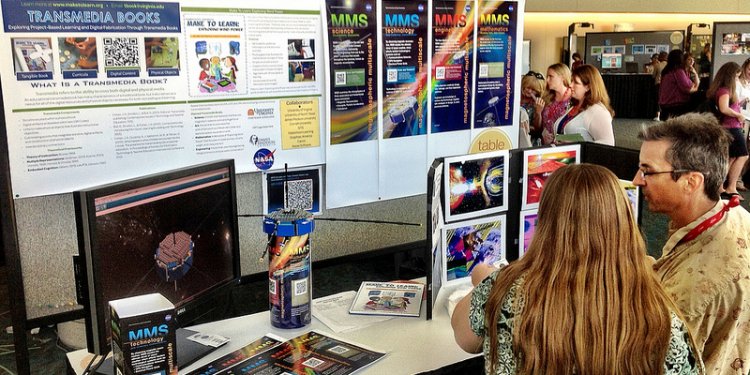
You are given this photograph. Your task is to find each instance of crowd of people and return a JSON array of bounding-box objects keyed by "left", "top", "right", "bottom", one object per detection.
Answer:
[{"left": 463, "top": 49, "right": 750, "bottom": 374}]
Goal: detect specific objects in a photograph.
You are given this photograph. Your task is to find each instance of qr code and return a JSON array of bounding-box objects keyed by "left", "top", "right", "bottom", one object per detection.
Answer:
[
  {"left": 335, "top": 71, "right": 346, "bottom": 86},
  {"left": 284, "top": 179, "right": 313, "bottom": 210},
  {"left": 268, "top": 278, "right": 277, "bottom": 295},
  {"left": 479, "top": 64, "right": 489, "bottom": 78},
  {"left": 302, "top": 357, "right": 325, "bottom": 368},
  {"left": 327, "top": 345, "right": 350, "bottom": 355},
  {"left": 435, "top": 66, "right": 445, "bottom": 80},
  {"left": 103, "top": 37, "right": 140, "bottom": 68},
  {"left": 387, "top": 69, "right": 398, "bottom": 83},
  {"left": 293, "top": 278, "right": 308, "bottom": 296}
]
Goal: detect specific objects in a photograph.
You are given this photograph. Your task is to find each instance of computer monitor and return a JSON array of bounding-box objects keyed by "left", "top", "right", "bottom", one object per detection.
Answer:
[
  {"left": 601, "top": 53, "right": 623, "bottom": 70},
  {"left": 74, "top": 160, "right": 241, "bottom": 355}
]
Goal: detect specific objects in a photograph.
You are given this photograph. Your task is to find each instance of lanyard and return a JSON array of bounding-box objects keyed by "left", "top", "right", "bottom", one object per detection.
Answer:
[
  {"left": 677, "top": 195, "right": 741, "bottom": 245},
  {"left": 556, "top": 105, "right": 580, "bottom": 134}
]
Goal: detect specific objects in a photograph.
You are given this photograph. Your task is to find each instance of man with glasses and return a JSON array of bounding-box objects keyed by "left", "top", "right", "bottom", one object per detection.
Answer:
[{"left": 634, "top": 113, "right": 750, "bottom": 375}]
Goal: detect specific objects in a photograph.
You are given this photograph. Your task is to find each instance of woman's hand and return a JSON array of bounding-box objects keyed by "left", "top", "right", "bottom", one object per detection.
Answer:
[{"left": 534, "top": 97, "right": 545, "bottom": 112}]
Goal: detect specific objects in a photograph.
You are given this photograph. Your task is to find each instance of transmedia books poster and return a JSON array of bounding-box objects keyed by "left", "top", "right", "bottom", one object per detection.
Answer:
[
  {"left": 474, "top": 1, "right": 518, "bottom": 128},
  {"left": 325, "top": 0, "right": 379, "bottom": 144},
  {"left": 381, "top": 0, "right": 428, "bottom": 138},
  {"left": 430, "top": 0, "right": 475, "bottom": 134}
]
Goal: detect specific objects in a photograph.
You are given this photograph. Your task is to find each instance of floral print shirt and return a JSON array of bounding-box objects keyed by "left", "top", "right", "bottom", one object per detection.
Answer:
[
  {"left": 541, "top": 96, "right": 571, "bottom": 136},
  {"left": 655, "top": 201, "right": 750, "bottom": 375},
  {"left": 469, "top": 270, "right": 702, "bottom": 374}
]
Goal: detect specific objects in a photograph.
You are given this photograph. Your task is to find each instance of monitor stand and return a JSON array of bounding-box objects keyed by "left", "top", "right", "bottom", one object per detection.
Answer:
[{"left": 94, "top": 328, "right": 220, "bottom": 374}]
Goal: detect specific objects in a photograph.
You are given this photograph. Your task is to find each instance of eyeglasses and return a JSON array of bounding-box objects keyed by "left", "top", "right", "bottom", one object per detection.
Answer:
[
  {"left": 638, "top": 169, "right": 692, "bottom": 179},
  {"left": 525, "top": 71, "right": 544, "bottom": 80}
]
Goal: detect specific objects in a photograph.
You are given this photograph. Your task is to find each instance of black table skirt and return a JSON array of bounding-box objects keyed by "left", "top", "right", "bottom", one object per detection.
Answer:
[{"left": 602, "top": 74, "right": 658, "bottom": 119}]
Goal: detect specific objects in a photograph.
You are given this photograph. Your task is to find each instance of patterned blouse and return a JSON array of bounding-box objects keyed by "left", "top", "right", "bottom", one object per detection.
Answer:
[
  {"left": 541, "top": 94, "right": 572, "bottom": 139},
  {"left": 655, "top": 201, "right": 750, "bottom": 375},
  {"left": 469, "top": 270, "right": 702, "bottom": 375}
]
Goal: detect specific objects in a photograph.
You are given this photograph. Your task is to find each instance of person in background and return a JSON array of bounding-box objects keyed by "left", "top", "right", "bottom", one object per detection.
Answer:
[
  {"left": 517, "top": 108, "right": 532, "bottom": 148},
  {"left": 520, "top": 71, "right": 545, "bottom": 145},
  {"left": 735, "top": 57, "right": 750, "bottom": 191},
  {"left": 451, "top": 163, "right": 703, "bottom": 375},
  {"left": 651, "top": 53, "right": 666, "bottom": 120},
  {"left": 707, "top": 62, "right": 748, "bottom": 199},
  {"left": 658, "top": 49, "right": 699, "bottom": 120},
  {"left": 697, "top": 43, "right": 712, "bottom": 78},
  {"left": 550, "top": 64, "right": 615, "bottom": 145},
  {"left": 536, "top": 63, "right": 572, "bottom": 145},
  {"left": 571, "top": 51, "right": 583, "bottom": 70},
  {"left": 633, "top": 113, "right": 750, "bottom": 374}
]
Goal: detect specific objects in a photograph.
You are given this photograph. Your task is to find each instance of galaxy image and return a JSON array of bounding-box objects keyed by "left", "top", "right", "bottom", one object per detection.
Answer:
[{"left": 448, "top": 156, "right": 506, "bottom": 217}]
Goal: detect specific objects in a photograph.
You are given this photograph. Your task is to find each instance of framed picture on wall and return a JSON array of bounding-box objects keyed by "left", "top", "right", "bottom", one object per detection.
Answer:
[
  {"left": 443, "top": 150, "right": 509, "bottom": 223},
  {"left": 644, "top": 45, "right": 657, "bottom": 54},
  {"left": 631, "top": 44, "right": 645, "bottom": 54},
  {"left": 591, "top": 46, "right": 603, "bottom": 56},
  {"left": 521, "top": 144, "right": 581, "bottom": 210},
  {"left": 442, "top": 214, "right": 506, "bottom": 285},
  {"left": 518, "top": 209, "right": 538, "bottom": 258},
  {"left": 613, "top": 45, "right": 626, "bottom": 54}
]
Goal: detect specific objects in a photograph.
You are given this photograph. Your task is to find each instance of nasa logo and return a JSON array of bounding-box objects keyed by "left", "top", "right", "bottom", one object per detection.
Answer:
[
  {"left": 365, "top": 3, "right": 372, "bottom": 12},
  {"left": 418, "top": 4, "right": 424, "bottom": 12},
  {"left": 253, "top": 148, "right": 275, "bottom": 170}
]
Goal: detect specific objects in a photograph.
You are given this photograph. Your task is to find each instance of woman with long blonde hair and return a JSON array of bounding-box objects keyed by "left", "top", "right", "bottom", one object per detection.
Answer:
[
  {"left": 550, "top": 64, "right": 615, "bottom": 145},
  {"left": 536, "top": 63, "right": 572, "bottom": 145},
  {"left": 451, "top": 164, "right": 702, "bottom": 375}
]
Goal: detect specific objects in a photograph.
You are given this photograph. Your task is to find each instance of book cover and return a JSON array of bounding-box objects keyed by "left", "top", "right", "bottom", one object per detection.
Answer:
[{"left": 349, "top": 281, "right": 425, "bottom": 317}]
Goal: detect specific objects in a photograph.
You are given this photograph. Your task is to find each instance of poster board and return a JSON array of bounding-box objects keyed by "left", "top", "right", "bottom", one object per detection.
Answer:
[
  {"left": 584, "top": 30, "right": 684, "bottom": 74},
  {"left": 712, "top": 22, "right": 750, "bottom": 79}
]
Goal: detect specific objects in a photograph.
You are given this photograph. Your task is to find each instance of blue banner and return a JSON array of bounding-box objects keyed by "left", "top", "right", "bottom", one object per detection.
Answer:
[{"left": 2, "top": 0, "right": 181, "bottom": 33}]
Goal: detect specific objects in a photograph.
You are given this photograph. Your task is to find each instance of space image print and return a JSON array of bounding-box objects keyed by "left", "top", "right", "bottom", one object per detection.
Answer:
[{"left": 444, "top": 151, "right": 508, "bottom": 222}]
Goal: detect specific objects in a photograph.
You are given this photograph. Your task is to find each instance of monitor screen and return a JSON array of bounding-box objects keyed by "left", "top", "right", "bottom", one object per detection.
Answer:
[
  {"left": 601, "top": 53, "right": 622, "bottom": 69},
  {"left": 75, "top": 160, "right": 240, "bottom": 354}
]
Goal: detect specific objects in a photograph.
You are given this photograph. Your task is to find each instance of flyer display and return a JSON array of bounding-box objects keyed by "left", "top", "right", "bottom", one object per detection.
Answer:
[
  {"left": 430, "top": 0, "right": 474, "bottom": 134},
  {"left": 0, "top": 0, "right": 325, "bottom": 198},
  {"left": 474, "top": 1, "right": 518, "bottom": 128},
  {"left": 349, "top": 281, "right": 425, "bottom": 317},
  {"left": 381, "top": 0, "right": 428, "bottom": 138},
  {"left": 324, "top": 0, "right": 379, "bottom": 144},
  {"left": 187, "top": 331, "right": 385, "bottom": 375}
]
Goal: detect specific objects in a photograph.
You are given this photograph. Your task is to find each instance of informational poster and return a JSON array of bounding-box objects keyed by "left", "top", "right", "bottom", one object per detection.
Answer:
[
  {"left": 474, "top": 1, "right": 517, "bottom": 128},
  {"left": 430, "top": 0, "right": 474, "bottom": 134},
  {"left": 381, "top": 0, "right": 428, "bottom": 138},
  {"left": 324, "top": 0, "right": 379, "bottom": 144},
  {"left": 0, "top": 0, "right": 325, "bottom": 198}
]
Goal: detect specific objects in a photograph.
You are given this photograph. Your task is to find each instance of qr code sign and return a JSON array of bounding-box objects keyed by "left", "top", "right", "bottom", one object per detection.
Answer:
[
  {"left": 284, "top": 179, "right": 313, "bottom": 210},
  {"left": 335, "top": 71, "right": 346, "bottom": 86},
  {"left": 103, "top": 37, "right": 140, "bottom": 68},
  {"left": 387, "top": 69, "right": 398, "bottom": 83},
  {"left": 327, "top": 345, "right": 350, "bottom": 355},
  {"left": 435, "top": 66, "right": 445, "bottom": 80},
  {"left": 293, "top": 278, "right": 308, "bottom": 296},
  {"left": 479, "top": 64, "right": 489, "bottom": 78},
  {"left": 302, "top": 357, "right": 325, "bottom": 368}
]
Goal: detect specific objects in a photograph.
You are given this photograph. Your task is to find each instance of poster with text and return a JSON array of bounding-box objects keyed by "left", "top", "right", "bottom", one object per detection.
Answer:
[
  {"left": 0, "top": 0, "right": 325, "bottom": 198},
  {"left": 473, "top": 1, "right": 517, "bottom": 128},
  {"left": 381, "top": 0, "right": 428, "bottom": 138},
  {"left": 325, "top": 0, "right": 379, "bottom": 144},
  {"left": 430, "top": 0, "right": 474, "bottom": 133}
]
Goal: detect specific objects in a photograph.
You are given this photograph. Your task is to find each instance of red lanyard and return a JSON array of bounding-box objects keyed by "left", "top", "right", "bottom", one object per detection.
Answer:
[{"left": 677, "top": 195, "right": 741, "bottom": 245}]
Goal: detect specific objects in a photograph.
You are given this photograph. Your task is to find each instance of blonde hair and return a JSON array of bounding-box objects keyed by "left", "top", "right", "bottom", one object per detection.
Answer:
[
  {"left": 521, "top": 75, "right": 544, "bottom": 97},
  {"left": 484, "top": 164, "right": 682, "bottom": 375},
  {"left": 573, "top": 64, "right": 615, "bottom": 116},
  {"left": 543, "top": 63, "right": 572, "bottom": 104}
]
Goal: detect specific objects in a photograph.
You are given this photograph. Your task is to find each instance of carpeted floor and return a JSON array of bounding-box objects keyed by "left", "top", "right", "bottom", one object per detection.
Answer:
[{"left": 1, "top": 118, "right": 749, "bottom": 374}]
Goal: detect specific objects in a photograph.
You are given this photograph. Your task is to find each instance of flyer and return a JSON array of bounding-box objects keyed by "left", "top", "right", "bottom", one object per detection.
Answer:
[
  {"left": 325, "top": 0, "right": 379, "bottom": 144},
  {"left": 381, "top": 0, "right": 428, "bottom": 138},
  {"left": 474, "top": 1, "right": 518, "bottom": 128},
  {"left": 349, "top": 281, "right": 425, "bottom": 317},
  {"left": 430, "top": 0, "right": 475, "bottom": 133}
]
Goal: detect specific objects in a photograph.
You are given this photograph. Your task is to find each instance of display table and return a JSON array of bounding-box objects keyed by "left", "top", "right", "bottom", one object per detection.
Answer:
[
  {"left": 67, "top": 285, "right": 480, "bottom": 374},
  {"left": 601, "top": 73, "right": 658, "bottom": 119}
]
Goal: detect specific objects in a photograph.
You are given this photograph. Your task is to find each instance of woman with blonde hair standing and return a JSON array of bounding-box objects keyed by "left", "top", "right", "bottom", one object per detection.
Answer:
[
  {"left": 451, "top": 164, "right": 703, "bottom": 375},
  {"left": 535, "top": 63, "right": 572, "bottom": 145},
  {"left": 551, "top": 64, "right": 615, "bottom": 145}
]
